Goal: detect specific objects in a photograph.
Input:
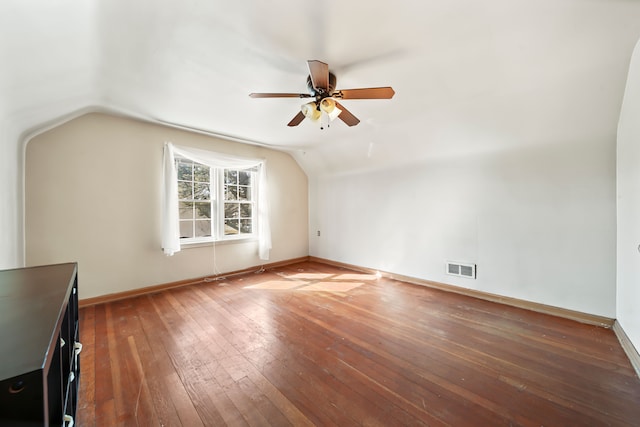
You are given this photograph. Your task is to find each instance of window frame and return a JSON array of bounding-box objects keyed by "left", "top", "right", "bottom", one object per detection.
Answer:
[{"left": 176, "top": 156, "right": 257, "bottom": 245}]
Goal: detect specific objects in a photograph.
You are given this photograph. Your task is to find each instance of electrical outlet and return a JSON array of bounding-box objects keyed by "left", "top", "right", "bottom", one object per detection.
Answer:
[{"left": 317, "top": 230, "right": 321, "bottom": 237}]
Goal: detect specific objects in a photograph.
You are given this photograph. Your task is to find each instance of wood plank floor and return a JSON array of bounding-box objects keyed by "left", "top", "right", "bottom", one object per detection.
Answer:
[{"left": 77, "top": 261, "right": 640, "bottom": 426}]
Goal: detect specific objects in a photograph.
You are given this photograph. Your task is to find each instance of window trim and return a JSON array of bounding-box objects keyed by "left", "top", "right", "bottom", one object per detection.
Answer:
[
  {"left": 176, "top": 157, "right": 258, "bottom": 244},
  {"left": 179, "top": 234, "right": 259, "bottom": 249}
]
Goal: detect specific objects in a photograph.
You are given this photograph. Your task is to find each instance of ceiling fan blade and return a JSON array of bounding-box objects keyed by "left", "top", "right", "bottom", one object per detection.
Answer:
[
  {"left": 307, "top": 60, "right": 329, "bottom": 92},
  {"left": 287, "top": 111, "right": 306, "bottom": 127},
  {"left": 249, "top": 93, "right": 311, "bottom": 98},
  {"left": 335, "top": 87, "right": 395, "bottom": 99},
  {"left": 335, "top": 102, "right": 360, "bottom": 126}
]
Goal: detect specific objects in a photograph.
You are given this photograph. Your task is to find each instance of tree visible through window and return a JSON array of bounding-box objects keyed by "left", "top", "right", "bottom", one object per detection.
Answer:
[
  {"left": 176, "top": 157, "right": 255, "bottom": 241},
  {"left": 224, "top": 169, "right": 253, "bottom": 235}
]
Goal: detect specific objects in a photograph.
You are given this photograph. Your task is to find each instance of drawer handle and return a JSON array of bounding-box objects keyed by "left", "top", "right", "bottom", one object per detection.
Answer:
[
  {"left": 64, "top": 414, "right": 74, "bottom": 427},
  {"left": 74, "top": 341, "right": 83, "bottom": 366}
]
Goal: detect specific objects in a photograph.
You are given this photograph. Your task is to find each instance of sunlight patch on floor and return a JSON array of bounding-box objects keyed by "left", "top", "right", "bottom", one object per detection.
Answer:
[
  {"left": 246, "top": 270, "right": 378, "bottom": 293},
  {"left": 281, "top": 272, "right": 334, "bottom": 280},
  {"left": 298, "top": 281, "right": 364, "bottom": 293},
  {"left": 333, "top": 273, "right": 379, "bottom": 281},
  {"left": 244, "top": 280, "right": 307, "bottom": 290}
]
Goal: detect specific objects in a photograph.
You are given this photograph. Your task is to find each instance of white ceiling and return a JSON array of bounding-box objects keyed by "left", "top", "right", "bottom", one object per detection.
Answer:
[{"left": 2, "top": 0, "right": 640, "bottom": 175}]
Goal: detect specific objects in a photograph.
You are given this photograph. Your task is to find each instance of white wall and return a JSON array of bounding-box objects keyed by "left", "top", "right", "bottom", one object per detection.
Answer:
[
  {"left": 617, "top": 40, "right": 640, "bottom": 351},
  {"left": 25, "top": 113, "right": 308, "bottom": 299},
  {"left": 310, "top": 137, "right": 617, "bottom": 317},
  {"left": 0, "top": 0, "right": 99, "bottom": 269},
  {"left": 0, "top": 124, "right": 22, "bottom": 269}
]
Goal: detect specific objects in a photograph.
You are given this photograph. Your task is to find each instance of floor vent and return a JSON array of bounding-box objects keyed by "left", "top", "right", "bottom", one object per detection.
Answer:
[{"left": 446, "top": 261, "right": 476, "bottom": 279}]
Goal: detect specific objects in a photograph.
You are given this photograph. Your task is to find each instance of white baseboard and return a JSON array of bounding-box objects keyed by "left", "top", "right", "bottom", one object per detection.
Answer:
[
  {"left": 309, "top": 257, "right": 614, "bottom": 328},
  {"left": 613, "top": 321, "right": 640, "bottom": 378}
]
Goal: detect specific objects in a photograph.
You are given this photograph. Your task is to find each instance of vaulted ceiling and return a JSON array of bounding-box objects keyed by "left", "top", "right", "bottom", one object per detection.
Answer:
[{"left": 2, "top": 0, "right": 640, "bottom": 175}]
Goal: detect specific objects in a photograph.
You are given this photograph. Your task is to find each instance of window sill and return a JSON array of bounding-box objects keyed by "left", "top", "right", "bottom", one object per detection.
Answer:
[{"left": 180, "top": 236, "right": 258, "bottom": 249}]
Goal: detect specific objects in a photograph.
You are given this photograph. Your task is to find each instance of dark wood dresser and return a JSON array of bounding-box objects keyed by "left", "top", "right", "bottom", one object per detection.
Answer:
[{"left": 0, "top": 263, "right": 80, "bottom": 426}]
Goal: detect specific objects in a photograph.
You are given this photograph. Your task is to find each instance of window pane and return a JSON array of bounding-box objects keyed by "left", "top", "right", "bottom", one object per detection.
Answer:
[
  {"left": 240, "top": 219, "right": 252, "bottom": 234},
  {"left": 178, "top": 182, "right": 192, "bottom": 200},
  {"left": 193, "top": 164, "right": 209, "bottom": 182},
  {"left": 194, "top": 220, "right": 211, "bottom": 237},
  {"left": 194, "top": 202, "right": 211, "bottom": 219},
  {"left": 177, "top": 162, "right": 192, "bottom": 180},
  {"left": 240, "top": 204, "right": 252, "bottom": 218},
  {"left": 238, "top": 186, "right": 250, "bottom": 201},
  {"left": 225, "top": 203, "right": 239, "bottom": 219},
  {"left": 225, "top": 185, "right": 238, "bottom": 200},
  {"left": 179, "top": 202, "right": 193, "bottom": 219},
  {"left": 225, "top": 219, "right": 239, "bottom": 235},
  {"left": 194, "top": 183, "right": 210, "bottom": 200},
  {"left": 179, "top": 221, "right": 194, "bottom": 238},
  {"left": 238, "top": 171, "right": 251, "bottom": 186},
  {"left": 225, "top": 170, "right": 238, "bottom": 185}
]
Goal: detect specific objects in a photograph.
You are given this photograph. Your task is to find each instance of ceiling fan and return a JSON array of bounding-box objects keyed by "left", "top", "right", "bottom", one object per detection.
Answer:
[{"left": 249, "top": 60, "right": 395, "bottom": 128}]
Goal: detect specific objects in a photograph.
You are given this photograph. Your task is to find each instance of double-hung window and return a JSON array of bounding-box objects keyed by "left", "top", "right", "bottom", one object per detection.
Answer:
[
  {"left": 162, "top": 142, "right": 271, "bottom": 259},
  {"left": 176, "top": 156, "right": 256, "bottom": 242}
]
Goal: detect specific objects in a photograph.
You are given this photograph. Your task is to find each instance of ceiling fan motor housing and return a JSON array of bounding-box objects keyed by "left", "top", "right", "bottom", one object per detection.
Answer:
[{"left": 307, "top": 72, "right": 337, "bottom": 96}]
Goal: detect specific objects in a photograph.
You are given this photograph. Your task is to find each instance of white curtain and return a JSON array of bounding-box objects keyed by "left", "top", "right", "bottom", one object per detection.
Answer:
[{"left": 162, "top": 142, "right": 272, "bottom": 260}]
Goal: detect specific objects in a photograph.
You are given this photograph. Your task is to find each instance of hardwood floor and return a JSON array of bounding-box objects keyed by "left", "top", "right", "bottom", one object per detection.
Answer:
[{"left": 77, "top": 261, "right": 640, "bottom": 426}]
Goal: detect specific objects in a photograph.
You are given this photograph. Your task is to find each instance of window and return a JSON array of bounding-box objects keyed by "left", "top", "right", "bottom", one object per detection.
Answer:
[
  {"left": 176, "top": 157, "right": 256, "bottom": 242},
  {"left": 162, "top": 142, "right": 271, "bottom": 259}
]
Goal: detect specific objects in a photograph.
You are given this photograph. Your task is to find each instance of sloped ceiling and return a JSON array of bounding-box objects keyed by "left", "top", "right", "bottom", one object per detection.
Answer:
[{"left": 2, "top": 0, "right": 640, "bottom": 175}]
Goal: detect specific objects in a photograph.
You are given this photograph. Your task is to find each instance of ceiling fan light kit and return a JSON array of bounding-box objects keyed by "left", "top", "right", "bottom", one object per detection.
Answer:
[
  {"left": 301, "top": 102, "right": 321, "bottom": 121},
  {"left": 298, "top": 97, "right": 342, "bottom": 130},
  {"left": 320, "top": 97, "right": 340, "bottom": 117},
  {"left": 249, "top": 60, "right": 394, "bottom": 128}
]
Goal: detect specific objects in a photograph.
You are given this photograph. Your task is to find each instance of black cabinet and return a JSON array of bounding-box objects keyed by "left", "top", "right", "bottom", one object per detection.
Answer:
[{"left": 0, "top": 263, "right": 80, "bottom": 427}]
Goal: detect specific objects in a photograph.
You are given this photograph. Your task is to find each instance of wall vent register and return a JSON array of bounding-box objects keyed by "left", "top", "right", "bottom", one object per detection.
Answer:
[{"left": 446, "top": 261, "right": 477, "bottom": 279}]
